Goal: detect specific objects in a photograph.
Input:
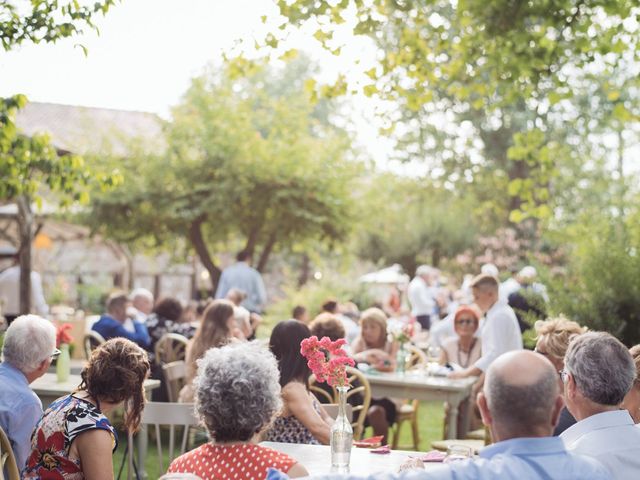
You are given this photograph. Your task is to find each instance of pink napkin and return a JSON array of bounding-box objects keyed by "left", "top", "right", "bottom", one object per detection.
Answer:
[
  {"left": 410, "top": 450, "right": 447, "bottom": 462},
  {"left": 370, "top": 445, "right": 391, "bottom": 454}
]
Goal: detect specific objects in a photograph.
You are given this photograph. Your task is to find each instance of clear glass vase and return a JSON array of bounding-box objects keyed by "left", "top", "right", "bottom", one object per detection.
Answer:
[
  {"left": 56, "top": 343, "right": 70, "bottom": 383},
  {"left": 331, "top": 385, "right": 353, "bottom": 470},
  {"left": 396, "top": 343, "right": 408, "bottom": 374}
]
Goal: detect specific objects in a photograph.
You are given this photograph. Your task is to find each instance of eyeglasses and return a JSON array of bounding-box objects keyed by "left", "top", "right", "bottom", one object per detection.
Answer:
[
  {"left": 51, "top": 348, "right": 61, "bottom": 359},
  {"left": 559, "top": 368, "right": 570, "bottom": 383},
  {"left": 455, "top": 318, "right": 476, "bottom": 326},
  {"left": 533, "top": 347, "right": 548, "bottom": 356}
]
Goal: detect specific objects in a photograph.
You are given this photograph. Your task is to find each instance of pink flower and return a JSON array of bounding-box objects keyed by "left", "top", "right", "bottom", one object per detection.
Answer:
[{"left": 300, "top": 336, "right": 353, "bottom": 387}]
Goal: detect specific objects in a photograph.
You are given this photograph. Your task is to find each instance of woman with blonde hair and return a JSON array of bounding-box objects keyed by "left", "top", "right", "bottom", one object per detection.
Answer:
[
  {"left": 24, "top": 338, "right": 150, "bottom": 479},
  {"left": 179, "top": 299, "right": 236, "bottom": 402},
  {"left": 622, "top": 345, "right": 640, "bottom": 423},
  {"left": 534, "top": 315, "right": 587, "bottom": 435},
  {"left": 351, "top": 307, "right": 398, "bottom": 371}
]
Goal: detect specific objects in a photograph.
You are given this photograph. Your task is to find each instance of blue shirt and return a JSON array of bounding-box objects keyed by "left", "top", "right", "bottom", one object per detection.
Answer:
[
  {"left": 92, "top": 314, "right": 150, "bottom": 349},
  {"left": 215, "top": 262, "right": 267, "bottom": 313},
  {"left": 0, "top": 362, "right": 43, "bottom": 471},
  {"left": 266, "top": 437, "right": 610, "bottom": 480}
]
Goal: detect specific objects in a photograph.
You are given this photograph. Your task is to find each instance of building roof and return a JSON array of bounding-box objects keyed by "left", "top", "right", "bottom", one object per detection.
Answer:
[{"left": 15, "top": 101, "right": 166, "bottom": 156}]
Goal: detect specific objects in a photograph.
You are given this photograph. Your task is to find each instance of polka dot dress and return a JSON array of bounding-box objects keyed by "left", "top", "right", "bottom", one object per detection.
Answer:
[{"left": 167, "top": 443, "right": 296, "bottom": 480}]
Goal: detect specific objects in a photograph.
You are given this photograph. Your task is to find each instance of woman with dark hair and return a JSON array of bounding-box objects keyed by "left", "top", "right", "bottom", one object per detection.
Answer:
[
  {"left": 264, "top": 320, "right": 333, "bottom": 445},
  {"left": 179, "top": 299, "right": 236, "bottom": 403},
  {"left": 23, "top": 338, "right": 150, "bottom": 479},
  {"left": 146, "top": 296, "right": 196, "bottom": 358}
]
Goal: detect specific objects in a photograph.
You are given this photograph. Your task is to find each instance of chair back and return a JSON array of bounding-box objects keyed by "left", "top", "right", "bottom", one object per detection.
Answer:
[
  {"left": 308, "top": 366, "right": 371, "bottom": 440},
  {"left": 405, "top": 344, "right": 428, "bottom": 370},
  {"left": 128, "top": 402, "right": 200, "bottom": 480},
  {"left": 154, "top": 333, "right": 189, "bottom": 366},
  {"left": 0, "top": 425, "right": 20, "bottom": 480},
  {"left": 163, "top": 361, "right": 187, "bottom": 403},
  {"left": 83, "top": 330, "right": 106, "bottom": 359}
]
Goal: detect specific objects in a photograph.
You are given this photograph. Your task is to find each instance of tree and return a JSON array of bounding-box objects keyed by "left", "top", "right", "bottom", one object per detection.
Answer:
[
  {"left": 1, "top": 0, "right": 117, "bottom": 313},
  {"left": 84, "top": 56, "right": 360, "bottom": 291}
]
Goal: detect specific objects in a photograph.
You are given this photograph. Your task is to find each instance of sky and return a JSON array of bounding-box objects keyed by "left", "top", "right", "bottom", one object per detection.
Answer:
[{"left": 1, "top": 0, "right": 419, "bottom": 173}]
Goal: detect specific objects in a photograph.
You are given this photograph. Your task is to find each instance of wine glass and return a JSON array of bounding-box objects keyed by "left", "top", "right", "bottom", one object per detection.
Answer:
[{"left": 443, "top": 444, "right": 473, "bottom": 463}]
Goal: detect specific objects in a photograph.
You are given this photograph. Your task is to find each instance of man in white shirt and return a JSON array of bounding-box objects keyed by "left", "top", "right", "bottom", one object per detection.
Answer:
[
  {"left": 0, "top": 253, "right": 49, "bottom": 324},
  {"left": 449, "top": 274, "right": 522, "bottom": 379},
  {"left": 407, "top": 265, "right": 437, "bottom": 331},
  {"left": 560, "top": 331, "right": 640, "bottom": 479}
]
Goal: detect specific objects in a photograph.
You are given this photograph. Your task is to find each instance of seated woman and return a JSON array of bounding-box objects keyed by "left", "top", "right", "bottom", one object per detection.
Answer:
[
  {"left": 179, "top": 299, "right": 236, "bottom": 403},
  {"left": 533, "top": 316, "right": 586, "bottom": 435},
  {"left": 350, "top": 308, "right": 399, "bottom": 442},
  {"left": 23, "top": 338, "right": 150, "bottom": 479},
  {"left": 167, "top": 341, "right": 308, "bottom": 479},
  {"left": 263, "top": 320, "right": 333, "bottom": 445},
  {"left": 442, "top": 305, "right": 483, "bottom": 432},
  {"left": 622, "top": 345, "right": 640, "bottom": 424},
  {"left": 147, "top": 296, "right": 196, "bottom": 358}
]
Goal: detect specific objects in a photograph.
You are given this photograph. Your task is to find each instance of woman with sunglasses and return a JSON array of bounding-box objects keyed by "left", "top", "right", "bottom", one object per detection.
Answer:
[{"left": 440, "top": 305, "right": 483, "bottom": 433}]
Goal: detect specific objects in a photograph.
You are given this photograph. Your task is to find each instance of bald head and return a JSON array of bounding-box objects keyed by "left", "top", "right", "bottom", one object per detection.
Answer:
[{"left": 483, "top": 350, "right": 560, "bottom": 438}]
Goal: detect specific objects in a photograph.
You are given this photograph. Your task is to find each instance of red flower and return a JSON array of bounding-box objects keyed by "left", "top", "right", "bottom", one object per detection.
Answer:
[
  {"left": 27, "top": 430, "right": 80, "bottom": 479},
  {"left": 56, "top": 323, "right": 74, "bottom": 346}
]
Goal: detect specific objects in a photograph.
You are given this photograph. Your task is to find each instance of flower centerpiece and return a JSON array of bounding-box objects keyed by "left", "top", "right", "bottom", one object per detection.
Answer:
[
  {"left": 55, "top": 323, "right": 73, "bottom": 383},
  {"left": 388, "top": 320, "right": 415, "bottom": 374},
  {"left": 300, "top": 336, "right": 355, "bottom": 469}
]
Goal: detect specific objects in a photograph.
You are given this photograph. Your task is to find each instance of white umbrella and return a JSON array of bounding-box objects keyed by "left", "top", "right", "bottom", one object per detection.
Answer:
[{"left": 358, "top": 264, "right": 409, "bottom": 285}]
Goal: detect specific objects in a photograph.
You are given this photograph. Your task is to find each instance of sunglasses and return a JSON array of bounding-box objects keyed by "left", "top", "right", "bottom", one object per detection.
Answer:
[
  {"left": 51, "top": 348, "right": 61, "bottom": 359},
  {"left": 455, "top": 318, "right": 476, "bottom": 326}
]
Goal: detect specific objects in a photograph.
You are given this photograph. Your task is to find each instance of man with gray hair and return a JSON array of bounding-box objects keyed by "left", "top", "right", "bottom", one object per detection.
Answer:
[
  {"left": 267, "top": 350, "right": 609, "bottom": 480},
  {"left": 560, "top": 331, "right": 640, "bottom": 478},
  {"left": 0, "top": 315, "right": 58, "bottom": 470}
]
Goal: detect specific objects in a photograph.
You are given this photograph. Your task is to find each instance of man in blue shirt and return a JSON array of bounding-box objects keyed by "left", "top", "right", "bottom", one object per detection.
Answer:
[
  {"left": 267, "top": 350, "right": 610, "bottom": 480},
  {"left": 215, "top": 250, "right": 267, "bottom": 314},
  {"left": 92, "top": 291, "right": 150, "bottom": 349},
  {"left": 0, "top": 314, "right": 58, "bottom": 471}
]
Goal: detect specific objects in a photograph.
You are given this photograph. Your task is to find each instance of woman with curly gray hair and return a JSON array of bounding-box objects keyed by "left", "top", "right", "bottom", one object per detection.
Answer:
[{"left": 167, "top": 341, "right": 308, "bottom": 479}]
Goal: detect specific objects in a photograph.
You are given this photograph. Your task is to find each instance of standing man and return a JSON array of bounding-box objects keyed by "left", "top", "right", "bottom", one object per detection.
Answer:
[
  {"left": 215, "top": 250, "right": 267, "bottom": 315},
  {"left": 0, "top": 315, "right": 58, "bottom": 471},
  {"left": 92, "top": 291, "right": 150, "bottom": 349},
  {"left": 407, "top": 265, "right": 436, "bottom": 331},
  {"left": 0, "top": 250, "right": 48, "bottom": 324},
  {"left": 560, "top": 331, "right": 640, "bottom": 478},
  {"left": 449, "top": 274, "right": 522, "bottom": 379}
]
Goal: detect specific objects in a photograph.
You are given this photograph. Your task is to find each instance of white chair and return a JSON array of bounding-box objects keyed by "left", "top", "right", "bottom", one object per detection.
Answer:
[
  {"left": 154, "top": 333, "right": 189, "bottom": 366},
  {"left": 128, "top": 402, "right": 200, "bottom": 480},
  {"left": 162, "top": 360, "right": 187, "bottom": 403},
  {"left": 83, "top": 330, "right": 106, "bottom": 359}
]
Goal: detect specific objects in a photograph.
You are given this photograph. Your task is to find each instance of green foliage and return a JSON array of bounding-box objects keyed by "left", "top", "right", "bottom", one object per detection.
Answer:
[{"left": 0, "top": 1, "right": 115, "bottom": 51}]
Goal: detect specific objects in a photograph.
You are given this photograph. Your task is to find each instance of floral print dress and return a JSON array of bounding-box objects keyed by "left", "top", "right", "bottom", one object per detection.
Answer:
[{"left": 23, "top": 395, "right": 117, "bottom": 479}]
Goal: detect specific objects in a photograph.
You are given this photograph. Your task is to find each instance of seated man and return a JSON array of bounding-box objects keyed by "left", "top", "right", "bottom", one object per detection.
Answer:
[
  {"left": 560, "top": 331, "right": 640, "bottom": 478},
  {"left": 0, "top": 315, "right": 57, "bottom": 471},
  {"left": 267, "top": 350, "right": 609, "bottom": 480},
  {"left": 92, "top": 291, "right": 150, "bottom": 349}
]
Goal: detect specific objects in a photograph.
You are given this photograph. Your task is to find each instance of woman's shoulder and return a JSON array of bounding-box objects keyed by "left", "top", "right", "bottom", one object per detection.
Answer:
[{"left": 65, "top": 397, "right": 117, "bottom": 448}]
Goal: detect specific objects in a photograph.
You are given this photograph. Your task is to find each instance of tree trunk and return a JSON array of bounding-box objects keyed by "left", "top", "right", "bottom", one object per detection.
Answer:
[
  {"left": 16, "top": 196, "right": 33, "bottom": 314},
  {"left": 256, "top": 232, "right": 277, "bottom": 273},
  {"left": 244, "top": 227, "right": 261, "bottom": 257},
  {"left": 298, "top": 254, "right": 310, "bottom": 287},
  {"left": 188, "top": 216, "right": 221, "bottom": 292}
]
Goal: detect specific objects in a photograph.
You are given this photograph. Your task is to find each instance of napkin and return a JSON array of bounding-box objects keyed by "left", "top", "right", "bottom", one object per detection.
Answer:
[
  {"left": 370, "top": 445, "right": 391, "bottom": 454},
  {"left": 354, "top": 435, "right": 384, "bottom": 448},
  {"left": 410, "top": 450, "right": 447, "bottom": 462}
]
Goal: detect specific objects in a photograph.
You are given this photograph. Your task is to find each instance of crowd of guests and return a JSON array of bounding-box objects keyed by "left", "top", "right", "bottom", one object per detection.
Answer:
[{"left": 1, "top": 258, "right": 640, "bottom": 479}]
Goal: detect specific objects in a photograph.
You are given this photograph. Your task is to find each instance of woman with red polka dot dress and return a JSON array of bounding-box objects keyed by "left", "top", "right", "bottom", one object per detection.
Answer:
[{"left": 167, "top": 342, "right": 308, "bottom": 479}]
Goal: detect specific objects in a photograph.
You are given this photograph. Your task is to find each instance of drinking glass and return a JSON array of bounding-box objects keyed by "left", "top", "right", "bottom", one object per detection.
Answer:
[{"left": 443, "top": 444, "right": 473, "bottom": 463}]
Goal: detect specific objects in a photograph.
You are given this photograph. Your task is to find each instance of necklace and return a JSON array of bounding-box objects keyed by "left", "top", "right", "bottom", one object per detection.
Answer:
[{"left": 456, "top": 339, "right": 477, "bottom": 368}]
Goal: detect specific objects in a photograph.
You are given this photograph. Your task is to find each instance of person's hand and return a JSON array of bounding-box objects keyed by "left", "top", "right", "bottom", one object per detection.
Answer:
[
  {"left": 398, "top": 457, "right": 425, "bottom": 472},
  {"left": 367, "top": 351, "right": 390, "bottom": 364}
]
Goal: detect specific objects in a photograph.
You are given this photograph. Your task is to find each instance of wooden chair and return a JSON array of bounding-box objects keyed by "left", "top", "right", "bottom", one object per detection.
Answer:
[
  {"left": 308, "top": 366, "right": 371, "bottom": 440},
  {"left": 154, "top": 333, "right": 189, "bottom": 366},
  {"left": 127, "top": 402, "right": 200, "bottom": 480},
  {"left": 0, "top": 425, "right": 20, "bottom": 480},
  {"left": 83, "top": 330, "right": 106, "bottom": 359},
  {"left": 162, "top": 360, "right": 187, "bottom": 403},
  {"left": 391, "top": 344, "right": 427, "bottom": 450}
]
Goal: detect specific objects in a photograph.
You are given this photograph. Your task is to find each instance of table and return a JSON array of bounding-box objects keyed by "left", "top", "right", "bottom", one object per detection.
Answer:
[
  {"left": 31, "top": 373, "right": 161, "bottom": 480},
  {"left": 261, "top": 441, "right": 442, "bottom": 476},
  {"left": 363, "top": 371, "right": 477, "bottom": 439}
]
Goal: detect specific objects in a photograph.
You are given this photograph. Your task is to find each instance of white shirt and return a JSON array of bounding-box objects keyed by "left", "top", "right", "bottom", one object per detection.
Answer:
[
  {"left": 474, "top": 301, "right": 522, "bottom": 372},
  {"left": 338, "top": 314, "right": 360, "bottom": 344},
  {"left": 0, "top": 265, "right": 49, "bottom": 316},
  {"left": 561, "top": 409, "right": 640, "bottom": 479},
  {"left": 499, "top": 277, "right": 520, "bottom": 302},
  {"left": 407, "top": 276, "right": 435, "bottom": 317}
]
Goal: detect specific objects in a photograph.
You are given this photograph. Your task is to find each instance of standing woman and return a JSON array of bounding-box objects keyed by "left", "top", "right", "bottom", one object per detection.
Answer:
[
  {"left": 23, "top": 338, "right": 150, "bottom": 479},
  {"left": 264, "top": 320, "right": 333, "bottom": 445},
  {"left": 179, "top": 299, "right": 236, "bottom": 403}
]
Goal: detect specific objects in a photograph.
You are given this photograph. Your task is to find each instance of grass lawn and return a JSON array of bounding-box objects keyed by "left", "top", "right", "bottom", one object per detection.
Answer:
[{"left": 112, "top": 401, "right": 446, "bottom": 478}]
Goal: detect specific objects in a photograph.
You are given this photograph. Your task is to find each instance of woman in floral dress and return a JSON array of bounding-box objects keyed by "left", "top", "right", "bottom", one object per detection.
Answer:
[{"left": 23, "top": 338, "right": 150, "bottom": 479}]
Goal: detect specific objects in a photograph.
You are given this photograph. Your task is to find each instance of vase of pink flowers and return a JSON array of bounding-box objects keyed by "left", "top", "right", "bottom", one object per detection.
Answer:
[{"left": 301, "top": 336, "right": 355, "bottom": 470}]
